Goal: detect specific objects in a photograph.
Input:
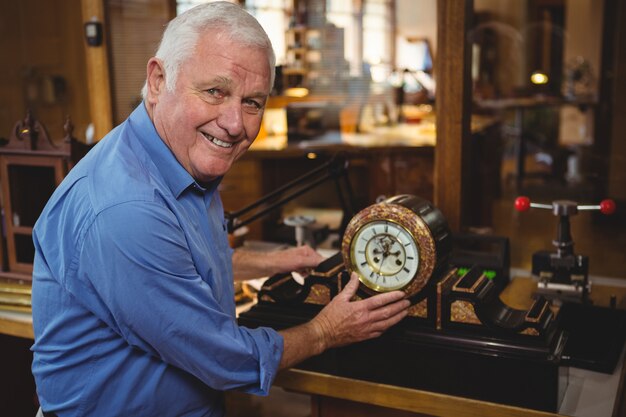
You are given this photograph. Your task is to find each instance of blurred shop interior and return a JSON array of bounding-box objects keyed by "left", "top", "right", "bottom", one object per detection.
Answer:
[{"left": 1, "top": 0, "right": 622, "bottom": 277}]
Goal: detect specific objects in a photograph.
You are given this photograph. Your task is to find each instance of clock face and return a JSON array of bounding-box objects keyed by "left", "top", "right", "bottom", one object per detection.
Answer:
[
  {"left": 350, "top": 220, "right": 419, "bottom": 292},
  {"left": 341, "top": 195, "right": 449, "bottom": 298}
]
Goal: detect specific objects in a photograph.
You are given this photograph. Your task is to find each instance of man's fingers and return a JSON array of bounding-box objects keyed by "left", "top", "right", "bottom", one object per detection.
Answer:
[
  {"left": 367, "top": 305, "right": 410, "bottom": 332},
  {"left": 363, "top": 290, "right": 407, "bottom": 309},
  {"left": 300, "top": 245, "right": 323, "bottom": 261},
  {"left": 337, "top": 272, "right": 360, "bottom": 300},
  {"left": 369, "top": 298, "right": 411, "bottom": 322},
  {"left": 317, "top": 278, "right": 411, "bottom": 348},
  {"left": 336, "top": 275, "right": 407, "bottom": 307},
  {"left": 362, "top": 307, "right": 409, "bottom": 340},
  {"left": 371, "top": 310, "right": 409, "bottom": 333}
]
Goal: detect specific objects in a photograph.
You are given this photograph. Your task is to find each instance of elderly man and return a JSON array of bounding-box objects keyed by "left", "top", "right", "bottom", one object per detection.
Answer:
[{"left": 31, "top": 2, "right": 409, "bottom": 416}]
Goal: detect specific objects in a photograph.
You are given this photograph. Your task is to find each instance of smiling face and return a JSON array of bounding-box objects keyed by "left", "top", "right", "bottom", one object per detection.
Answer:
[{"left": 145, "top": 29, "right": 271, "bottom": 183}]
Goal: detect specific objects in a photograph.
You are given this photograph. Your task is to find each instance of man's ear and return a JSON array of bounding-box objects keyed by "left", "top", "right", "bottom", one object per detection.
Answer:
[{"left": 146, "top": 57, "right": 166, "bottom": 105}]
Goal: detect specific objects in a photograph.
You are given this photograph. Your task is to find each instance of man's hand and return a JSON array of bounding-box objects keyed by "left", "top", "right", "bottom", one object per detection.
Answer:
[
  {"left": 278, "top": 272, "right": 410, "bottom": 369},
  {"left": 272, "top": 245, "right": 324, "bottom": 275},
  {"left": 232, "top": 245, "right": 323, "bottom": 281},
  {"left": 311, "top": 272, "right": 410, "bottom": 349}
]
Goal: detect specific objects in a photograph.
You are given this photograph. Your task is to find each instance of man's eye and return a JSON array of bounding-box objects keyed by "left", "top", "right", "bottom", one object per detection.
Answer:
[
  {"left": 206, "top": 88, "right": 224, "bottom": 98},
  {"left": 243, "top": 99, "right": 262, "bottom": 110}
]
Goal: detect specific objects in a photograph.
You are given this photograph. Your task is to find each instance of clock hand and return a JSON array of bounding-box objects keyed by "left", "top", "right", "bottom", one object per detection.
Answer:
[{"left": 377, "top": 251, "right": 388, "bottom": 275}]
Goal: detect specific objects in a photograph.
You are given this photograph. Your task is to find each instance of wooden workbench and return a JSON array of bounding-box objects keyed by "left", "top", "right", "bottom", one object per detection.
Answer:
[{"left": 274, "top": 368, "right": 567, "bottom": 417}]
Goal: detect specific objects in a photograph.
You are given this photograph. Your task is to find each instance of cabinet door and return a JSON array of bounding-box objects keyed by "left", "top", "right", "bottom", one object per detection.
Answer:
[{"left": 0, "top": 154, "right": 66, "bottom": 277}]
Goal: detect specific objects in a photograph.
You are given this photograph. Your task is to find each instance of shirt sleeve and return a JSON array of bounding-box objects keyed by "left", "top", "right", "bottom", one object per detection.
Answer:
[{"left": 67, "top": 199, "right": 283, "bottom": 395}]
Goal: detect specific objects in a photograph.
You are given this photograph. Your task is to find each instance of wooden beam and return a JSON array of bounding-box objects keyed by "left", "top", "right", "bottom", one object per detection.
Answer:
[
  {"left": 80, "top": 0, "right": 113, "bottom": 142},
  {"left": 434, "top": 0, "right": 473, "bottom": 232}
]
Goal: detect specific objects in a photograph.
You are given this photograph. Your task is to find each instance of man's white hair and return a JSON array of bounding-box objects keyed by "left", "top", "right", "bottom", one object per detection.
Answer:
[{"left": 141, "top": 1, "right": 276, "bottom": 99}]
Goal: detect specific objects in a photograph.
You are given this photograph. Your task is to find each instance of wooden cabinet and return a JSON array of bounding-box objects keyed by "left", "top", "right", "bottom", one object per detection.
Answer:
[{"left": 0, "top": 113, "right": 73, "bottom": 281}]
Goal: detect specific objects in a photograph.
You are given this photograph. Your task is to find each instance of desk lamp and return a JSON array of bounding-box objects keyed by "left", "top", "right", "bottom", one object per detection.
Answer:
[{"left": 225, "top": 154, "right": 357, "bottom": 247}]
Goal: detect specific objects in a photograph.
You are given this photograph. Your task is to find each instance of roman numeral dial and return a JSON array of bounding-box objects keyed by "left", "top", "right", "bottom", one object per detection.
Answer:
[
  {"left": 349, "top": 220, "right": 419, "bottom": 292},
  {"left": 341, "top": 195, "right": 452, "bottom": 298}
]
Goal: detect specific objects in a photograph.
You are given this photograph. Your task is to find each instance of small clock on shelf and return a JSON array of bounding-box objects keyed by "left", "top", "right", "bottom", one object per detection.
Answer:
[{"left": 341, "top": 195, "right": 452, "bottom": 298}]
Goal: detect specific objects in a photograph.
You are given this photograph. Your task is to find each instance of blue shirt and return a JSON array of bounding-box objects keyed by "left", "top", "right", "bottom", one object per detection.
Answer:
[{"left": 31, "top": 103, "right": 283, "bottom": 417}]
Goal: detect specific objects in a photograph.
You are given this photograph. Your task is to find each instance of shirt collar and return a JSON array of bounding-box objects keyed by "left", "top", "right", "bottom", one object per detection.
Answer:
[{"left": 128, "top": 103, "right": 221, "bottom": 198}]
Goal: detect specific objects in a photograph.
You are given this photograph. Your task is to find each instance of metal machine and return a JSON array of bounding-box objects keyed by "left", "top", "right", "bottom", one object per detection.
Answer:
[{"left": 514, "top": 196, "right": 616, "bottom": 303}]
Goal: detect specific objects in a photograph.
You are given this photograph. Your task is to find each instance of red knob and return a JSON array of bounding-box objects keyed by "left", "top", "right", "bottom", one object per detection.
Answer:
[
  {"left": 515, "top": 196, "right": 531, "bottom": 212},
  {"left": 600, "top": 199, "right": 616, "bottom": 215}
]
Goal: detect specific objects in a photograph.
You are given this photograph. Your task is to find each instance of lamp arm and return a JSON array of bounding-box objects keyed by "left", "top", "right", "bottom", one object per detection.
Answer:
[{"left": 225, "top": 154, "right": 355, "bottom": 235}]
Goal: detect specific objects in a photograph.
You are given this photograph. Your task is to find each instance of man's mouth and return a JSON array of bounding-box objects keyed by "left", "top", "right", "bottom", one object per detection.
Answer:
[{"left": 202, "top": 132, "right": 233, "bottom": 148}]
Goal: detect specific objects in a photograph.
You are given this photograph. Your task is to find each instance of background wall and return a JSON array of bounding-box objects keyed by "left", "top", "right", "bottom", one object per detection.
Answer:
[{"left": 0, "top": 0, "right": 91, "bottom": 143}]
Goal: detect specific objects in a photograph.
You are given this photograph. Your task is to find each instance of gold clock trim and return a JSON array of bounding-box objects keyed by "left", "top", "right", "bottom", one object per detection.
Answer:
[{"left": 341, "top": 202, "right": 437, "bottom": 296}]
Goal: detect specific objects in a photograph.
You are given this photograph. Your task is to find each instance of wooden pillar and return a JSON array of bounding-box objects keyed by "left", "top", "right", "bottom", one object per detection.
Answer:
[
  {"left": 80, "top": 0, "right": 113, "bottom": 142},
  {"left": 434, "top": 0, "right": 473, "bottom": 232}
]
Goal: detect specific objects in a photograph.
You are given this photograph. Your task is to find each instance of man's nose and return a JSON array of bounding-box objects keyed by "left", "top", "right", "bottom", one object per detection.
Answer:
[{"left": 216, "top": 99, "right": 244, "bottom": 137}]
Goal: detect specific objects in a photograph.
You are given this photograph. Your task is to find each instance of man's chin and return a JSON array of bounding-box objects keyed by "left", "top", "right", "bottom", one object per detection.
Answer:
[{"left": 194, "top": 161, "right": 233, "bottom": 183}]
